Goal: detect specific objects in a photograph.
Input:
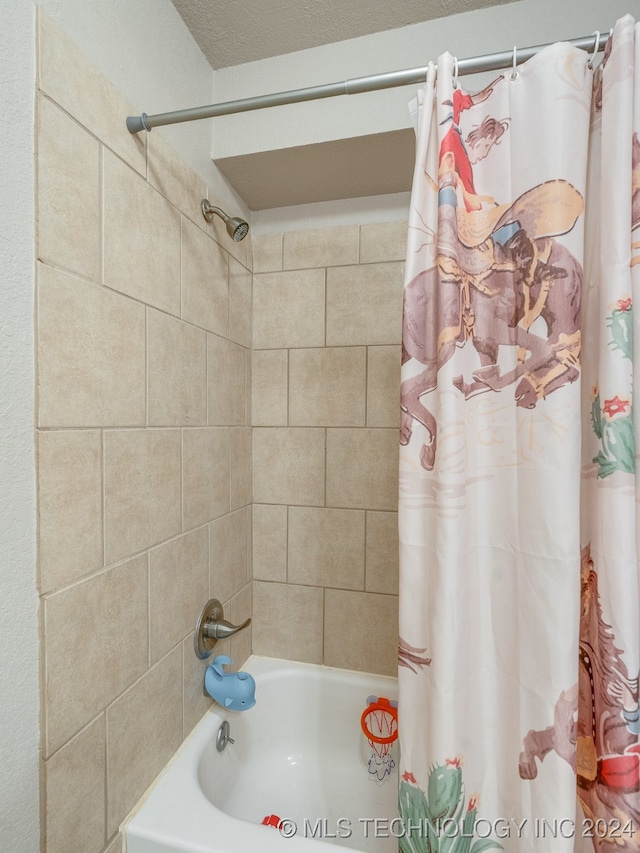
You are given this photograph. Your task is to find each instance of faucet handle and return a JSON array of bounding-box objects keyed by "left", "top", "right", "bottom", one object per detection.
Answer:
[
  {"left": 194, "top": 598, "right": 252, "bottom": 659},
  {"left": 205, "top": 617, "right": 251, "bottom": 640}
]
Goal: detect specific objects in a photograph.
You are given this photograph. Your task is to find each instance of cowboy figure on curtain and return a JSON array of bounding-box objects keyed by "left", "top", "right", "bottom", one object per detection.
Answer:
[{"left": 400, "top": 76, "right": 583, "bottom": 471}]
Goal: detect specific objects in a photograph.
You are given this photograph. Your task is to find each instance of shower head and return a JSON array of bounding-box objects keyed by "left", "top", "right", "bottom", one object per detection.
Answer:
[{"left": 201, "top": 200, "right": 249, "bottom": 242}]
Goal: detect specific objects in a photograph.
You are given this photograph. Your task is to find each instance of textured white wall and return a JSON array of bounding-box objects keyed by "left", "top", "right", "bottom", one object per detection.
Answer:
[
  {"left": 38, "top": 0, "right": 249, "bottom": 216},
  {"left": 0, "top": 3, "right": 39, "bottom": 851}
]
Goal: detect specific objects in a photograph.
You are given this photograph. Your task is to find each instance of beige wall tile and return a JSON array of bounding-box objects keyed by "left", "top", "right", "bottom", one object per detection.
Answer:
[
  {"left": 324, "top": 589, "right": 398, "bottom": 675},
  {"left": 359, "top": 221, "right": 408, "bottom": 263},
  {"left": 253, "top": 428, "right": 325, "bottom": 506},
  {"left": 37, "top": 264, "right": 146, "bottom": 428},
  {"left": 283, "top": 225, "right": 359, "bottom": 269},
  {"left": 326, "top": 429, "right": 398, "bottom": 511},
  {"left": 210, "top": 509, "right": 248, "bottom": 603},
  {"left": 366, "top": 512, "right": 399, "bottom": 595},
  {"left": 104, "top": 429, "right": 181, "bottom": 563},
  {"left": 37, "top": 96, "right": 100, "bottom": 281},
  {"left": 44, "top": 554, "right": 148, "bottom": 754},
  {"left": 326, "top": 263, "right": 404, "bottom": 346},
  {"left": 149, "top": 527, "right": 209, "bottom": 664},
  {"left": 182, "top": 633, "right": 214, "bottom": 736},
  {"left": 104, "top": 833, "right": 124, "bottom": 853},
  {"left": 253, "top": 582, "right": 323, "bottom": 663},
  {"left": 252, "top": 233, "right": 283, "bottom": 273},
  {"left": 181, "top": 216, "right": 229, "bottom": 337},
  {"left": 38, "top": 430, "right": 103, "bottom": 595},
  {"left": 289, "top": 347, "right": 366, "bottom": 427},
  {"left": 288, "top": 507, "right": 365, "bottom": 590},
  {"left": 107, "top": 647, "right": 183, "bottom": 836},
  {"left": 245, "top": 349, "right": 252, "bottom": 427},
  {"left": 147, "top": 309, "right": 207, "bottom": 426},
  {"left": 367, "top": 346, "right": 401, "bottom": 427},
  {"left": 253, "top": 270, "right": 325, "bottom": 349},
  {"left": 246, "top": 503, "right": 253, "bottom": 581},
  {"left": 229, "top": 258, "right": 252, "bottom": 348},
  {"left": 182, "top": 428, "right": 230, "bottom": 529},
  {"left": 229, "top": 582, "right": 253, "bottom": 667},
  {"left": 252, "top": 350, "right": 288, "bottom": 426},
  {"left": 103, "top": 151, "right": 181, "bottom": 316},
  {"left": 207, "top": 335, "right": 246, "bottom": 425},
  {"left": 38, "top": 12, "right": 146, "bottom": 175},
  {"left": 148, "top": 132, "right": 208, "bottom": 225},
  {"left": 45, "top": 715, "right": 106, "bottom": 853},
  {"left": 252, "top": 504, "right": 287, "bottom": 582},
  {"left": 230, "top": 427, "right": 252, "bottom": 510}
]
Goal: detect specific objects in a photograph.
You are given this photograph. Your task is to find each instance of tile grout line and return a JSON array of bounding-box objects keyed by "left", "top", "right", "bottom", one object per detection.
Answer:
[
  {"left": 99, "top": 142, "right": 105, "bottom": 286},
  {"left": 285, "top": 505, "right": 289, "bottom": 584},
  {"left": 322, "top": 587, "right": 326, "bottom": 666},
  {"left": 103, "top": 709, "right": 109, "bottom": 848},
  {"left": 180, "top": 428, "right": 185, "bottom": 533},
  {"left": 181, "top": 638, "right": 186, "bottom": 742},
  {"left": 146, "top": 551, "right": 152, "bottom": 671},
  {"left": 364, "top": 509, "right": 368, "bottom": 594},
  {"left": 101, "top": 428, "right": 107, "bottom": 573},
  {"left": 145, "top": 306, "right": 149, "bottom": 428}
]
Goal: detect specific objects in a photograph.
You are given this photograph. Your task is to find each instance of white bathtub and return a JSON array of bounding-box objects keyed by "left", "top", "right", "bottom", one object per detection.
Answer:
[{"left": 125, "top": 656, "right": 399, "bottom": 853}]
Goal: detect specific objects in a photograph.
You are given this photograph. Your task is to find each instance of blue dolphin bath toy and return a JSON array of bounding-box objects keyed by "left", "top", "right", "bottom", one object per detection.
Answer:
[{"left": 204, "top": 655, "right": 256, "bottom": 711}]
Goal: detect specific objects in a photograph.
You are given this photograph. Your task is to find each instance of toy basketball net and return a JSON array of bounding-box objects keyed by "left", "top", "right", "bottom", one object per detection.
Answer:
[{"left": 361, "top": 696, "right": 398, "bottom": 782}]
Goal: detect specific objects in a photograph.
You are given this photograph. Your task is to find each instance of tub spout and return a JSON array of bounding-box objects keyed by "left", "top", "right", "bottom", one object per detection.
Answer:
[
  {"left": 205, "top": 656, "right": 256, "bottom": 711},
  {"left": 195, "top": 598, "right": 252, "bottom": 659}
]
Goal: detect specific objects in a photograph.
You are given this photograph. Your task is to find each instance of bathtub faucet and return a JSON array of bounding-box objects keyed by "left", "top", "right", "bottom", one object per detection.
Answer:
[{"left": 194, "top": 598, "right": 251, "bottom": 659}]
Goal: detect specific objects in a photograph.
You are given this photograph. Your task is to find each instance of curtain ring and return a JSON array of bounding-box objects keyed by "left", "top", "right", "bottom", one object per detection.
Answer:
[
  {"left": 452, "top": 56, "right": 459, "bottom": 89},
  {"left": 587, "top": 31, "right": 600, "bottom": 69},
  {"left": 510, "top": 45, "right": 518, "bottom": 80}
]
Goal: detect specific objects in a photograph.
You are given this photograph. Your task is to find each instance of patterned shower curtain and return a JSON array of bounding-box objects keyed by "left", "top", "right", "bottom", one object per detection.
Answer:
[{"left": 398, "top": 15, "right": 640, "bottom": 853}]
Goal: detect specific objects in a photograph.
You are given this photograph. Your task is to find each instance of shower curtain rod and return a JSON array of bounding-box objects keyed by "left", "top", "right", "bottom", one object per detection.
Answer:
[{"left": 126, "top": 31, "right": 609, "bottom": 134}]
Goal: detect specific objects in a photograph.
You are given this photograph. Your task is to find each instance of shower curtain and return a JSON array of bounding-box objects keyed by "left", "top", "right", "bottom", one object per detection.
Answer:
[{"left": 398, "top": 15, "right": 640, "bottom": 853}]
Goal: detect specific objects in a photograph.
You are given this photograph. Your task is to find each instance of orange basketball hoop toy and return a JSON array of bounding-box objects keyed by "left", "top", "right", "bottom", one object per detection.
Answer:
[{"left": 360, "top": 695, "right": 398, "bottom": 783}]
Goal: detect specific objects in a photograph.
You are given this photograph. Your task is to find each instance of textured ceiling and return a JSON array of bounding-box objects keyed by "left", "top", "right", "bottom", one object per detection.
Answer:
[{"left": 171, "top": 0, "right": 520, "bottom": 69}]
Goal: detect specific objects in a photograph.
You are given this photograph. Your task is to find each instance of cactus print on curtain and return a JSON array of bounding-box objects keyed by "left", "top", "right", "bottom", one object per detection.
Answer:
[{"left": 399, "top": 15, "right": 640, "bottom": 852}]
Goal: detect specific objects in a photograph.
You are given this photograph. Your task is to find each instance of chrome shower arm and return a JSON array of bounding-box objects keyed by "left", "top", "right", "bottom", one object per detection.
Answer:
[{"left": 200, "top": 199, "right": 249, "bottom": 241}]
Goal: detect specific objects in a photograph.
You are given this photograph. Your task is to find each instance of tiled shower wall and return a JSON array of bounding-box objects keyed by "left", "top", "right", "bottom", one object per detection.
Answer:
[
  {"left": 250, "top": 223, "right": 405, "bottom": 676},
  {"left": 36, "top": 14, "right": 251, "bottom": 853}
]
